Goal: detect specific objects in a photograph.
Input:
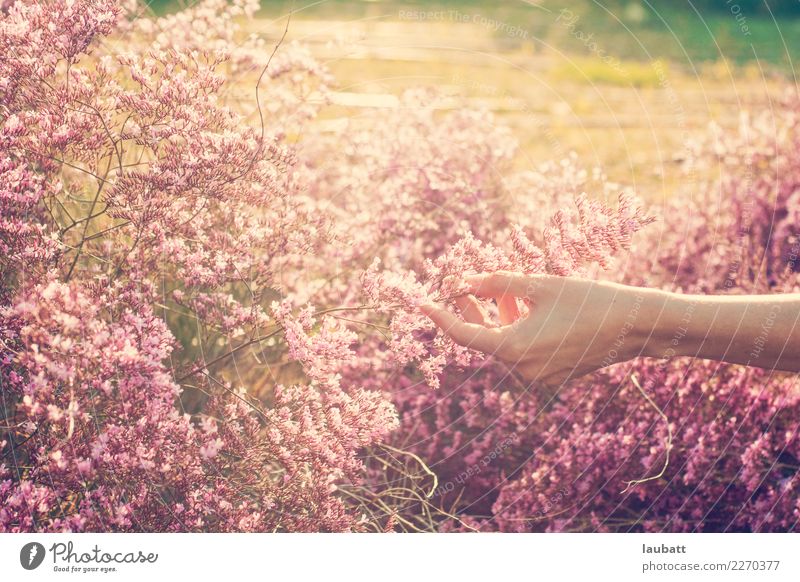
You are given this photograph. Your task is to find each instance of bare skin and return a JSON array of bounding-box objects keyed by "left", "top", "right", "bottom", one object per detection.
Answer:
[{"left": 419, "top": 271, "right": 800, "bottom": 386}]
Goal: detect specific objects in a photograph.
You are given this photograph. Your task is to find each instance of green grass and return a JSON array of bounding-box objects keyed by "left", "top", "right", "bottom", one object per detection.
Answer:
[{"left": 144, "top": 1, "right": 800, "bottom": 72}]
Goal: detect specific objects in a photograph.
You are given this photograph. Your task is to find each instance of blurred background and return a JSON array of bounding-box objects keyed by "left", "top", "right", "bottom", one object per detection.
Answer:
[{"left": 147, "top": 0, "right": 800, "bottom": 195}]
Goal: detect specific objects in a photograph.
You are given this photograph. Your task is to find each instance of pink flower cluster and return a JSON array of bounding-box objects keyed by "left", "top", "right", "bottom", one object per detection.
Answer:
[
  {"left": 360, "top": 193, "right": 653, "bottom": 388},
  {"left": 0, "top": 0, "right": 390, "bottom": 532},
  {"left": 355, "top": 96, "right": 800, "bottom": 532},
  {"left": 1, "top": 0, "right": 798, "bottom": 533}
]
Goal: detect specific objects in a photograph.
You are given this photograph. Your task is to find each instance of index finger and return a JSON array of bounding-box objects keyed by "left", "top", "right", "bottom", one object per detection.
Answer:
[{"left": 419, "top": 303, "right": 506, "bottom": 353}]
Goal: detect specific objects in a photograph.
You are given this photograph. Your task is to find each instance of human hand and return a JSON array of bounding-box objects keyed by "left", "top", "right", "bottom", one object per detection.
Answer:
[{"left": 420, "top": 271, "right": 656, "bottom": 386}]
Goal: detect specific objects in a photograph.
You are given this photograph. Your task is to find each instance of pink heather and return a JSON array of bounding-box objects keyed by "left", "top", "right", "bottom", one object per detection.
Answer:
[{"left": 0, "top": 0, "right": 798, "bottom": 533}]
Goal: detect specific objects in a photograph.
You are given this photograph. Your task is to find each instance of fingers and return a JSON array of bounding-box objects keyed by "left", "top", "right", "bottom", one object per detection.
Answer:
[
  {"left": 419, "top": 303, "right": 504, "bottom": 353},
  {"left": 446, "top": 272, "right": 520, "bottom": 325},
  {"left": 454, "top": 295, "right": 491, "bottom": 326},
  {"left": 497, "top": 293, "right": 521, "bottom": 325},
  {"left": 454, "top": 292, "right": 521, "bottom": 327},
  {"left": 464, "top": 271, "right": 551, "bottom": 299}
]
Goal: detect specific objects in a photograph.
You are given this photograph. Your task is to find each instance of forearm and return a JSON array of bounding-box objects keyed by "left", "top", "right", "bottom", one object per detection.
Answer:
[{"left": 638, "top": 290, "right": 800, "bottom": 372}]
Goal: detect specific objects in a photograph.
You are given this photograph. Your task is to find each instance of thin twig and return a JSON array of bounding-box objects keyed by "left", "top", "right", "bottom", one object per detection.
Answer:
[
  {"left": 621, "top": 374, "right": 673, "bottom": 493},
  {"left": 379, "top": 443, "right": 439, "bottom": 499},
  {"left": 175, "top": 327, "right": 282, "bottom": 384}
]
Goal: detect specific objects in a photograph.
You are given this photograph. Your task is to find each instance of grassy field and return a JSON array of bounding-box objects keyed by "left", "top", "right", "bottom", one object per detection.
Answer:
[
  {"left": 146, "top": 0, "right": 799, "bottom": 199},
  {"left": 151, "top": 1, "right": 800, "bottom": 69}
]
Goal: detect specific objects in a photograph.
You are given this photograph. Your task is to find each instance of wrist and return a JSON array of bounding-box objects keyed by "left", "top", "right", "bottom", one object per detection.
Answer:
[{"left": 632, "top": 287, "right": 695, "bottom": 360}]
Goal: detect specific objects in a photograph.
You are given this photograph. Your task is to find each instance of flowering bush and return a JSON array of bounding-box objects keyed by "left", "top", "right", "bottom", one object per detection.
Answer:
[
  {"left": 1, "top": 0, "right": 798, "bottom": 532},
  {"left": 380, "top": 95, "right": 800, "bottom": 533},
  {"left": 0, "top": 0, "right": 390, "bottom": 532}
]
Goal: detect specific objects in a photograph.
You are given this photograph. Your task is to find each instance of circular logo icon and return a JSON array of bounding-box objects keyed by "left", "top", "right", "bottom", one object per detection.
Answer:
[{"left": 20, "top": 542, "right": 46, "bottom": 570}]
